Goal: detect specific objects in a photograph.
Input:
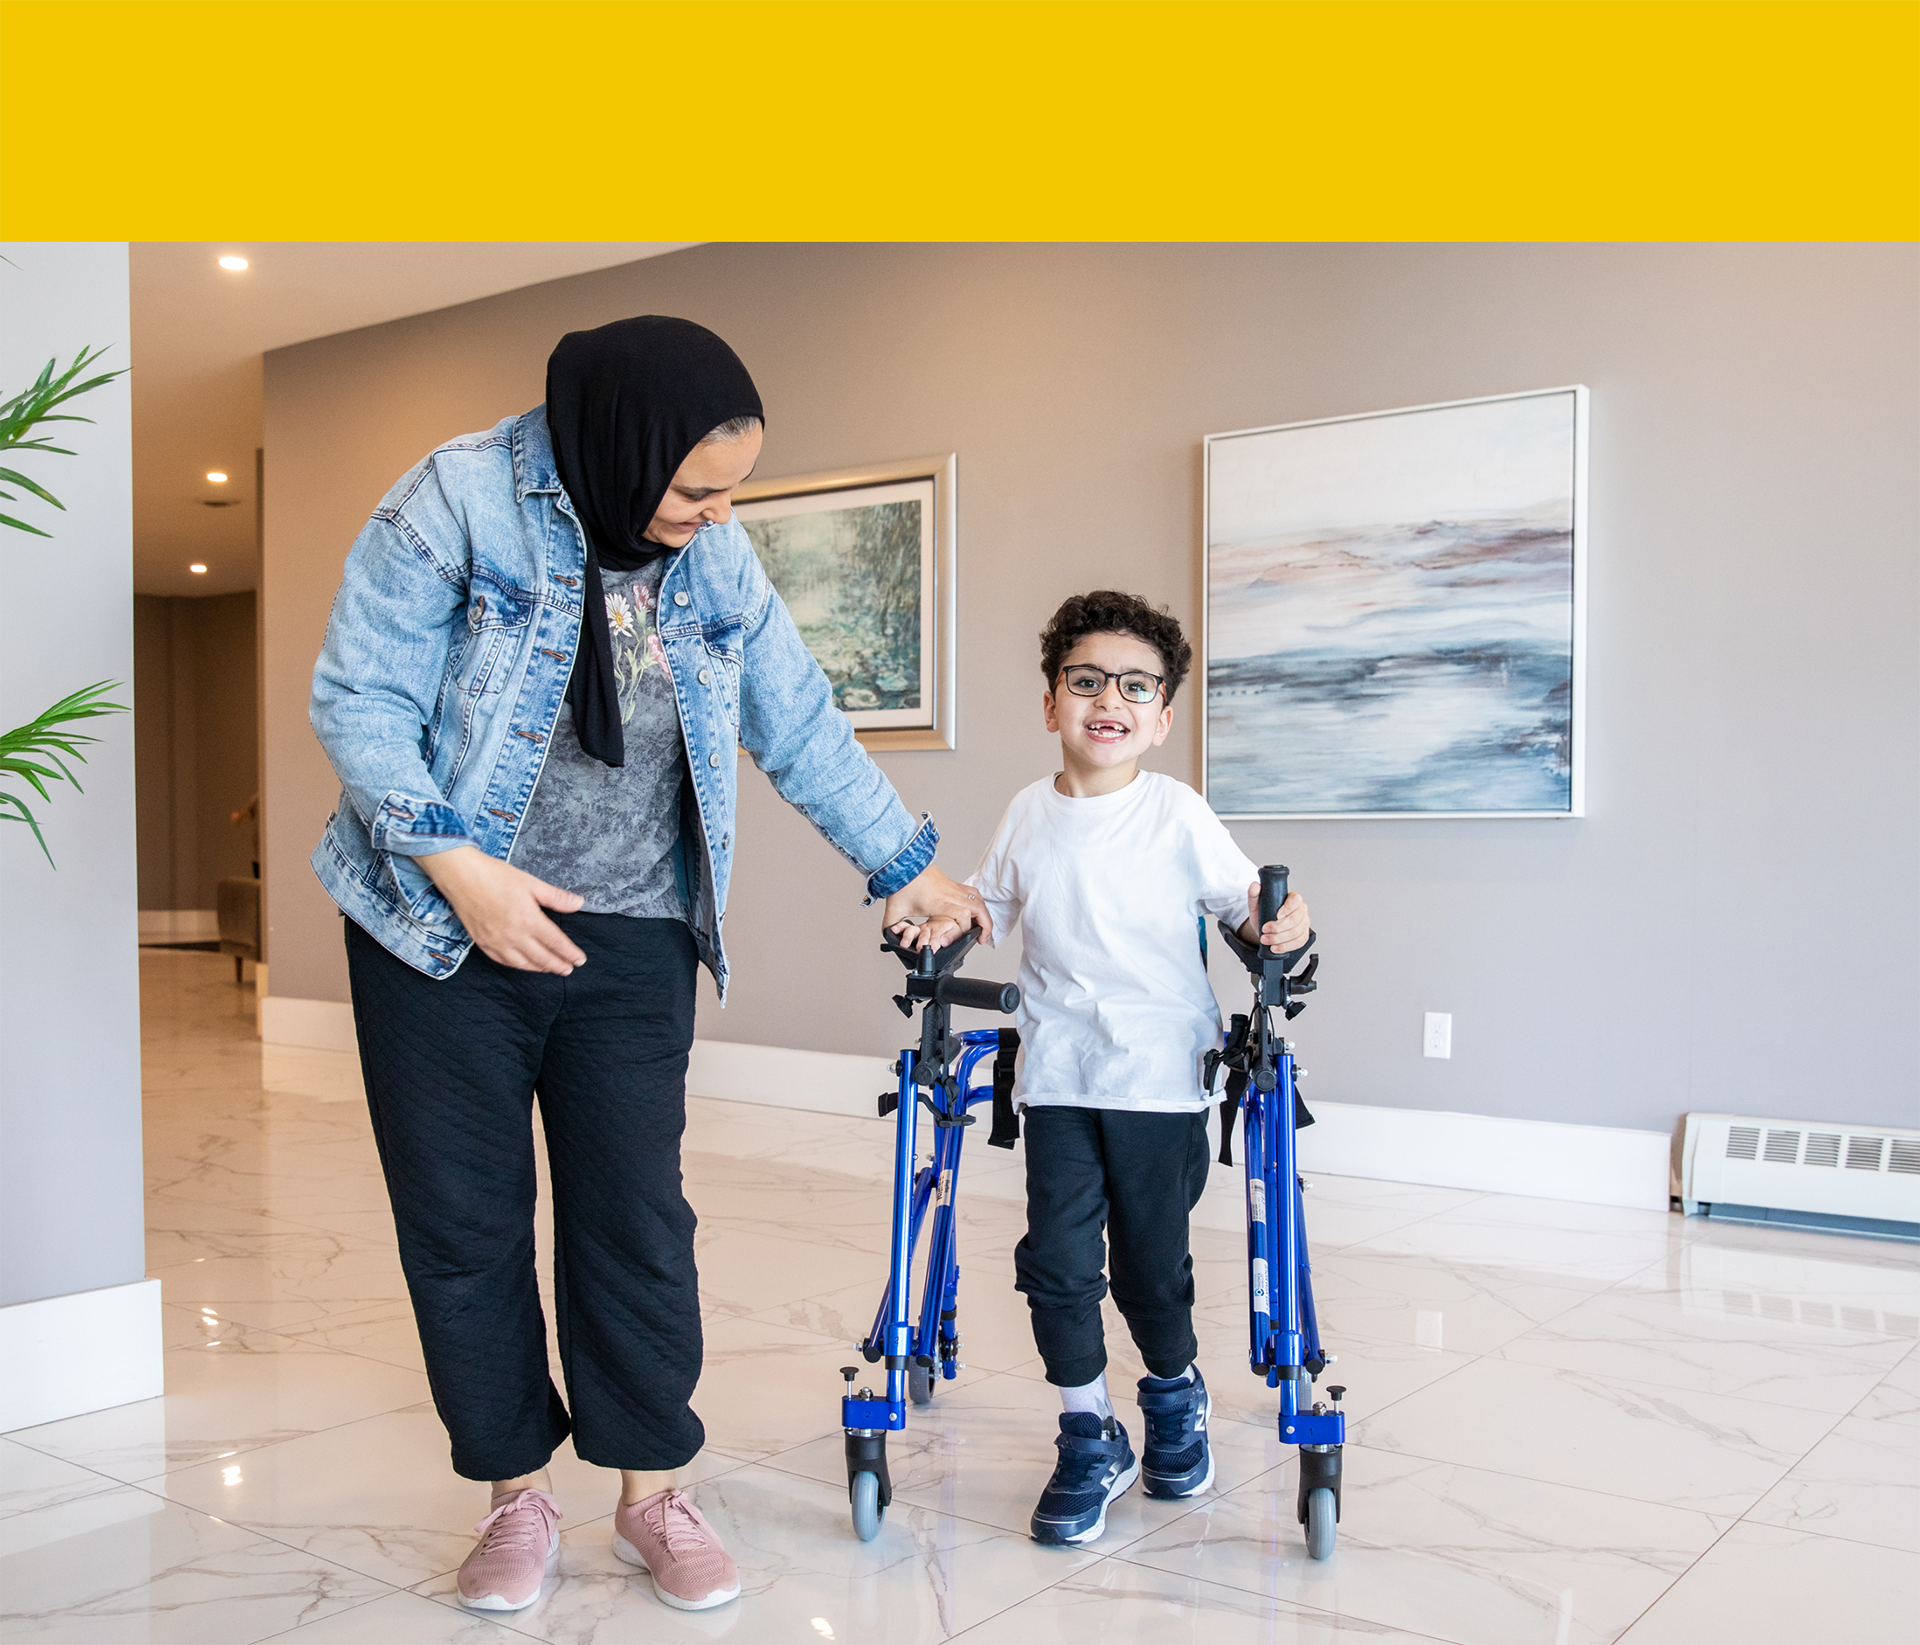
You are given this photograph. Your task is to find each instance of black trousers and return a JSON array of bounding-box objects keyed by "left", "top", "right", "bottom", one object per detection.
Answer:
[
  {"left": 346, "top": 913, "right": 703, "bottom": 1481},
  {"left": 1013, "top": 1105, "right": 1212, "bottom": 1387}
]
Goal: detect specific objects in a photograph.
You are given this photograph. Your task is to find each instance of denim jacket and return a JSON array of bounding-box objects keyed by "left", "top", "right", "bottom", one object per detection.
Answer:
[{"left": 309, "top": 407, "right": 936, "bottom": 994}]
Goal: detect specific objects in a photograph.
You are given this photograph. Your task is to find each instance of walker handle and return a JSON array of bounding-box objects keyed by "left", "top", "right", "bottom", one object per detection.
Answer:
[
  {"left": 880, "top": 925, "right": 979, "bottom": 974},
  {"left": 1258, "top": 865, "right": 1290, "bottom": 939},
  {"left": 935, "top": 975, "right": 1021, "bottom": 1014}
]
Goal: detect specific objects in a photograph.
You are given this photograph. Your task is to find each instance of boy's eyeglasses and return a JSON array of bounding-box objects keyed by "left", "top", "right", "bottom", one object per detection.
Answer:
[{"left": 1057, "top": 666, "right": 1166, "bottom": 704}]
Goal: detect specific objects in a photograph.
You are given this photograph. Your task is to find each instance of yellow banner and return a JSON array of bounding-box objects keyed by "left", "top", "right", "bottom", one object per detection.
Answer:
[{"left": 3, "top": 0, "right": 1914, "bottom": 240}]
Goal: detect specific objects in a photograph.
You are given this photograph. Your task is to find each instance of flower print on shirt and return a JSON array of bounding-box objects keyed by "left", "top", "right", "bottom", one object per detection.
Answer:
[{"left": 607, "top": 572, "right": 663, "bottom": 727}]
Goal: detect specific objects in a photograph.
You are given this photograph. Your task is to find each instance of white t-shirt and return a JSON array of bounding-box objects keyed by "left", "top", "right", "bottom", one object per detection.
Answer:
[{"left": 968, "top": 770, "right": 1259, "bottom": 1114}]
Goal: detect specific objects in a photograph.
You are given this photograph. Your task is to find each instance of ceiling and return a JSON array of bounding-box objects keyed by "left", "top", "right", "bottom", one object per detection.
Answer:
[{"left": 129, "top": 243, "right": 690, "bottom": 597}]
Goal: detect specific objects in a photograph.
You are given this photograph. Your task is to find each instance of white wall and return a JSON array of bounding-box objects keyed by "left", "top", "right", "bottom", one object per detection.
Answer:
[{"left": 0, "top": 242, "right": 157, "bottom": 1423}]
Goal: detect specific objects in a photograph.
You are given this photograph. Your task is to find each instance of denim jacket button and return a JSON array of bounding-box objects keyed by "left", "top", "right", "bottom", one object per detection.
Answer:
[
  {"left": 707, "top": 751, "right": 721, "bottom": 768},
  {"left": 698, "top": 667, "right": 711, "bottom": 686},
  {"left": 674, "top": 591, "right": 690, "bottom": 607}
]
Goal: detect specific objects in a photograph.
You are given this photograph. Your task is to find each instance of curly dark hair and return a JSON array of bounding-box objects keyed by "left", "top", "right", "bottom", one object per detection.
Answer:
[{"left": 1039, "top": 590, "right": 1193, "bottom": 704}]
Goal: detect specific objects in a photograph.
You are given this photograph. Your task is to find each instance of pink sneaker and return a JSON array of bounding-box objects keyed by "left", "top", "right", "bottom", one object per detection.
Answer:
[
  {"left": 613, "top": 1488, "right": 741, "bottom": 1611},
  {"left": 456, "top": 1488, "right": 561, "bottom": 1611}
]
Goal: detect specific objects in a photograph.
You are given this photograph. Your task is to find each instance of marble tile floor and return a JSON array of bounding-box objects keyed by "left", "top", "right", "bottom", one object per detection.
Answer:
[{"left": 2, "top": 950, "right": 1915, "bottom": 1642}]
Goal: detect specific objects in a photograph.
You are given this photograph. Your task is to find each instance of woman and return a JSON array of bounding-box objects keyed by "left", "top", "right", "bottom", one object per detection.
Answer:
[{"left": 309, "top": 317, "right": 984, "bottom": 1613}]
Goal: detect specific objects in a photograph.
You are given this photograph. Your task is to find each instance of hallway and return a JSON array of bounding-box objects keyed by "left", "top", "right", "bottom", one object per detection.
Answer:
[{"left": 2, "top": 950, "right": 1915, "bottom": 1641}]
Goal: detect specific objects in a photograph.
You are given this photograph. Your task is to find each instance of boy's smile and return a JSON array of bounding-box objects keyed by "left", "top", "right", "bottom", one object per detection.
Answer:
[{"left": 1045, "top": 632, "right": 1175, "bottom": 798}]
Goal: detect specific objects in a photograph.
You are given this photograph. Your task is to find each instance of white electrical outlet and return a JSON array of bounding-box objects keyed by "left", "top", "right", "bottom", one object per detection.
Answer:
[{"left": 1423, "top": 1012, "right": 1452, "bottom": 1059}]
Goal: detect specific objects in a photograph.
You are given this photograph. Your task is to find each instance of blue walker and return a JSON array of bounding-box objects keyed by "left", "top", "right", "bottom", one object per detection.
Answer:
[
  {"left": 1205, "top": 864, "right": 1346, "bottom": 1559},
  {"left": 837, "top": 926, "right": 1019, "bottom": 1541},
  {"left": 838, "top": 865, "right": 1349, "bottom": 1559}
]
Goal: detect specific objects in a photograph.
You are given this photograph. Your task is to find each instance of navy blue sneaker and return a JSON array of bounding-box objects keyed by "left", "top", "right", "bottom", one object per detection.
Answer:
[
  {"left": 1030, "top": 1413, "right": 1140, "bottom": 1545},
  {"left": 1137, "top": 1367, "right": 1214, "bottom": 1498}
]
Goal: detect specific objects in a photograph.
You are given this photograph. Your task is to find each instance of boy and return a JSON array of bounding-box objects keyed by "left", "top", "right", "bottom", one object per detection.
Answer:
[{"left": 901, "top": 590, "right": 1310, "bottom": 1545}]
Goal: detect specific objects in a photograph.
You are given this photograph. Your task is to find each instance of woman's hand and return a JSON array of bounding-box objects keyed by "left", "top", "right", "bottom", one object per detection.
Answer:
[
  {"left": 890, "top": 914, "right": 967, "bottom": 952},
  {"left": 418, "top": 845, "right": 588, "bottom": 974},
  {"left": 881, "top": 865, "right": 994, "bottom": 943},
  {"left": 1239, "top": 885, "right": 1310, "bottom": 955}
]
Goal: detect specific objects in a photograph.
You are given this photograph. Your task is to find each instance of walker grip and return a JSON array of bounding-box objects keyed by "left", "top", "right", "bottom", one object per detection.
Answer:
[
  {"left": 934, "top": 975, "right": 1020, "bottom": 1014},
  {"left": 1258, "top": 865, "right": 1289, "bottom": 935}
]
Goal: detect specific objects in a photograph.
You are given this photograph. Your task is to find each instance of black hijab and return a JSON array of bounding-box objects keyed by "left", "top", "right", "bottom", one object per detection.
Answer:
[{"left": 545, "top": 316, "right": 763, "bottom": 766}]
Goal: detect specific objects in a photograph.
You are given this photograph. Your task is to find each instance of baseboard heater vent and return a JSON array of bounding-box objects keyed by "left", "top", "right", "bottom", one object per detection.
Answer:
[{"left": 1680, "top": 1113, "right": 1920, "bottom": 1243}]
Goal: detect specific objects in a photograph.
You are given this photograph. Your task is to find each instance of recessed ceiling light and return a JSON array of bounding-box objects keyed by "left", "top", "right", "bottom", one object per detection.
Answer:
[
  {"left": 206, "top": 470, "right": 228, "bottom": 484},
  {"left": 189, "top": 563, "right": 208, "bottom": 574},
  {"left": 217, "top": 255, "right": 248, "bottom": 271}
]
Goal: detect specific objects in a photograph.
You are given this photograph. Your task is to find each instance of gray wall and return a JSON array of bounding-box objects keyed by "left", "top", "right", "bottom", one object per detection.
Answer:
[
  {"left": 134, "top": 591, "right": 259, "bottom": 909},
  {"left": 262, "top": 244, "right": 1918, "bottom": 1136},
  {"left": 0, "top": 242, "right": 146, "bottom": 1309}
]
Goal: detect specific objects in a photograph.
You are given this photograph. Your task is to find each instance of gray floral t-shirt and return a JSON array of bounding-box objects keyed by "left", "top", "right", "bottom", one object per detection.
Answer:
[{"left": 511, "top": 559, "right": 689, "bottom": 920}]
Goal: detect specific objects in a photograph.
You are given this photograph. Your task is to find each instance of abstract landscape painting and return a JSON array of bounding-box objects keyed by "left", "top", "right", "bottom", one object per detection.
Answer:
[
  {"left": 1205, "top": 388, "right": 1585, "bottom": 817},
  {"left": 735, "top": 477, "right": 935, "bottom": 730}
]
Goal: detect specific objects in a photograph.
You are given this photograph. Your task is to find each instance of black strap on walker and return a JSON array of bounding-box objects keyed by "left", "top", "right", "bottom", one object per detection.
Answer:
[
  {"left": 1217, "top": 1068, "right": 1249, "bottom": 1167},
  {"left": 1214, "top": 1070, "right": 1315, "bottom": 1168},
  {"left": 1209, "top": 1012, "right": 1251, "bottom": 1167},
  {"left": 1209, "top": 1010, "right": 1314, "bottom": 1168},
  {"left": 987, "top": 1028, "right": 1021, "bottom": 1149}
]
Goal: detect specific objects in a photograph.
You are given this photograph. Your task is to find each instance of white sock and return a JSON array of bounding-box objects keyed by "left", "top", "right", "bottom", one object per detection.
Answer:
[
  {"left": 1060, "top": 1374, "right": 1113, "bottom": 1420},
  {"left": 1146, "top": 1364, "right": 1197, "bottom": 1385}
]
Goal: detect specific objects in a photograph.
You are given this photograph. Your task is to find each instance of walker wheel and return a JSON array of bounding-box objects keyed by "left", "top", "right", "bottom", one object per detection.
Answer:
[
  {"left": 850, "top": 1469, "right": 883, "bottom": 1541},
  {"left": 908, "top": 1361, "right": 936, "bottom": 1405},
  {"left": 1304, "top": 1486, "right": 1336, "bottom": 1560}
]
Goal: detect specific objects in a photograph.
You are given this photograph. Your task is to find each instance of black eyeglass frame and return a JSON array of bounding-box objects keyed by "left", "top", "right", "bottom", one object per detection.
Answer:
[{"left": 1054, "top": 665, "right": 1168, "bottom": 703}]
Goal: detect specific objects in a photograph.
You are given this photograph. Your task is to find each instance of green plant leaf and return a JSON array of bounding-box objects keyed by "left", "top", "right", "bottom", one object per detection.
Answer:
[
  {"left": 0, "top": 791, "right": 52, "bottom": 864},
  {"left": 0, "top": 681, "right": 128, "bottom": 865},
  {"left": 0, "top": 466, "right": 64, "bottom": 508},
  {"left": 0, "top": 759, "right": 61, "bottom": 801},
  {"left": 0, "top": 347, "right": 126, "bottom": 537}
]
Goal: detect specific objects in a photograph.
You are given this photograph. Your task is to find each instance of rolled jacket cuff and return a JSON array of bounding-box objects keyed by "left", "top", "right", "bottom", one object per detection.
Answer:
[
  {"left": 369, "top": 791, "right": 476, "bottom": 856},
  {"left": 864, "top": 813, "right": 938, "bottom": 902}
]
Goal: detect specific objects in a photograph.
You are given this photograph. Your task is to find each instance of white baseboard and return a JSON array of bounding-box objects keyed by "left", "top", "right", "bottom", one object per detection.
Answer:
[
  {"left": 0, "top": 1279, "right": 163, "bottom": 1433},
  {"left": 688, "top": 1038, "right": 893, "bottom": 1120},
  {"left": 137, "top": 909, "right": 218, "bottom": 944},
  {"left": 253, "top": 1011, "right": 1668, "bottom": 1210},
  {"left": 259, "top": 994, "right": 357, "bottom": 1053},
  {"left": 1295, "top": 1099, "right": 1672, "bottom": 1211},
  {"left": 689, "top": 1040, "right": 1666, "bottom": 1210}
]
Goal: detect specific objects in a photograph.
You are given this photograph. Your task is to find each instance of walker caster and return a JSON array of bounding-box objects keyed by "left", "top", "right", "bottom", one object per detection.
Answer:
[
  {"left": 844, "top": 1423, "right": 892, "bottom": 1542},
  {"left": 1304, "top": 1485, "right": 1336, "bottom": 1559},
  {"left": 1297, "top": 1438, "right": 1343, "bottom": 1561},
  {"left": 850, "top": 1469, "right": 883, "bottom": 1541},
  {"left": 908, "top": 1360, "right": 936, "bottom": 1405}
]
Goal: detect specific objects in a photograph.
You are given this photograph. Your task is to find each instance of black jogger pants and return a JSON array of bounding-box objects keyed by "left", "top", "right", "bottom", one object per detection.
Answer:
[
  {"left": 1013, "top": 1105, "right": 1212, "bottom": 1387},
  {"left": 346, "top": 913, "right": 702, "bottom": 1481}
]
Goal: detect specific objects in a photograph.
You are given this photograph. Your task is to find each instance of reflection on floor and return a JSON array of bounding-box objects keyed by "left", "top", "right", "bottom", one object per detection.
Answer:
[{"left": 3, "top": 949, "right": 1917, "bottom": 1642}]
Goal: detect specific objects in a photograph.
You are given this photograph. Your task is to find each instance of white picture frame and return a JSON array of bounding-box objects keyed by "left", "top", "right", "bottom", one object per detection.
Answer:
[{"left": 1203, "top": 386, "right": 1588, "bottom": 819}]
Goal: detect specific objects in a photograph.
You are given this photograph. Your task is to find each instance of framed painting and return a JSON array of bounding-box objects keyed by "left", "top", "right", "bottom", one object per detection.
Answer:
[
  {"left": 1204, "top": 386, "right": 1588, "bottom": 819},
  {"left": 734, "top": 453, "right": 957, "bottom": 751}
]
